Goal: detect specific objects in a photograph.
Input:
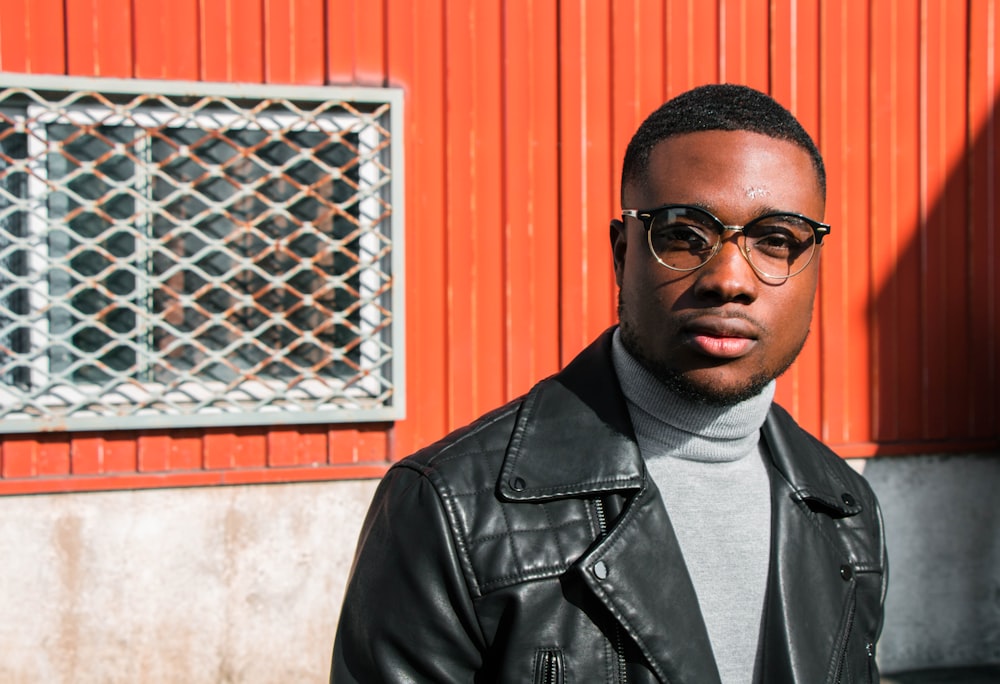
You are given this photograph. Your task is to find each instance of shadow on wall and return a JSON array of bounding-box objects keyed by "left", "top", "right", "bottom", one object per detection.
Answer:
[
  {"left": 867, "top": 82, "right": 997, "bottom": 450},
  {"left": 866, "top": 454, "right": 1000, "bottom": 674},
  {"left": 864, "top": 91, "right": 1000, "bottom": 676}
]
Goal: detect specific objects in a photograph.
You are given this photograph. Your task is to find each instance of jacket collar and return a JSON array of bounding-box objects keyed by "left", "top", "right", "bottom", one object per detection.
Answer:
[
  {"left": 499, "top": 329, "right": 644, "bottom": 501},
  {"left": 762, "top": 407, "right": 863, "bottom": 517}
]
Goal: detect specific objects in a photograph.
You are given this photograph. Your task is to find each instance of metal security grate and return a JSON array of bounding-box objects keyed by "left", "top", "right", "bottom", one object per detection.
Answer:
[{"left": 0, "top": 75, "right": 404, "bottom": 433}]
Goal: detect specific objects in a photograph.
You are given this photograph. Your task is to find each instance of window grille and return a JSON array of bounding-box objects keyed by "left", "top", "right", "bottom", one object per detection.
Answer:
[{"left": 0, "top": 74, "right": 404, "bottom": 433}]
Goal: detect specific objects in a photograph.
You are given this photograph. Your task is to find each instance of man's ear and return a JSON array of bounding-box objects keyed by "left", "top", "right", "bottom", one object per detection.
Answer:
[{"left": 610, "top": 219, "right": 627, "bottom": 287}]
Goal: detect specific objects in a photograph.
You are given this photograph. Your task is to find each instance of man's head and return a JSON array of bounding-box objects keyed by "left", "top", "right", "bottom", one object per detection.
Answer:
[{"left": 612, "top": 84, "right": 827, "bottom": 406}]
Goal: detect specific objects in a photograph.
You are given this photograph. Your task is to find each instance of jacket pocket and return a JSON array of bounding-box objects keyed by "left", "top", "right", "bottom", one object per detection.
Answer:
[{"left": 533, "top": 648, "right": 564, "bottom": 684}]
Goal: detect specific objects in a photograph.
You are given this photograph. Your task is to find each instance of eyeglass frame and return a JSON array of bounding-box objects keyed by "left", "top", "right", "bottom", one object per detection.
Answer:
[{"left": 620, "top": 204, "right": 831, "bottom": 280}]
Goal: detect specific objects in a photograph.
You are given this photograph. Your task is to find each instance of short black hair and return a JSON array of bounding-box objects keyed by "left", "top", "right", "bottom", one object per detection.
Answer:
[{"left": 621, "top": 83, "right": 826, "bottom": 201}]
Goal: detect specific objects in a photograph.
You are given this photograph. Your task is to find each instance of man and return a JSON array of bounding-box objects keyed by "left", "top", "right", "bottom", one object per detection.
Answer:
[{"left": 332, "top": 84, "right": 887, "bottom": 683}]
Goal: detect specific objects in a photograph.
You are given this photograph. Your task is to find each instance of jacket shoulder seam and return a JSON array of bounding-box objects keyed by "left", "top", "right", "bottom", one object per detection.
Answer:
[{"left": 392, "top": 458, "right": 489, "bottom": 598}]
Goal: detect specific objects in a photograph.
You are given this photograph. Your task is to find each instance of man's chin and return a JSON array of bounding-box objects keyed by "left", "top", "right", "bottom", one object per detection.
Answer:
[
  {"left": 653, "top": 369, "right": 773, "bottom": 407},
  {"left": 619, "top": 326, "right": 774, "bottom": 406}
]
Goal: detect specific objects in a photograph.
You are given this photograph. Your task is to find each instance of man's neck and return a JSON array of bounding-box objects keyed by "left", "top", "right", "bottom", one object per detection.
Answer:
[{"left": 611, "top": 328, "right": 775, "bottom": 462}]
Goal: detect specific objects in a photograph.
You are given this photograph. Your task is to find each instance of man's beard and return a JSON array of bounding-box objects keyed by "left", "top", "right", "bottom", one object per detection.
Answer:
[{"left": 617, "top": 296, "right": 806, "bottom": 407}]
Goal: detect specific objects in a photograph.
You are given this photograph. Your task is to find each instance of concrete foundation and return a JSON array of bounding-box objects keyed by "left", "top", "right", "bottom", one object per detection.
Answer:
[{"left": 0, "top": 479, "right": 378, "bottom": 684}]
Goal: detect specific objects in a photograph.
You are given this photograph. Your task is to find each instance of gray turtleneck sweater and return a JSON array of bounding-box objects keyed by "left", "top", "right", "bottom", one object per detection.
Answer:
[{"left": 611, "top": 330, "right": 773, "bottom": 684}]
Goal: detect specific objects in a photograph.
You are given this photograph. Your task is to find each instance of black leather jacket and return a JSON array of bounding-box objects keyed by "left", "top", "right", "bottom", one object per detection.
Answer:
[{"left": 332, "top": 331, "right": 887, "bottom": 683}]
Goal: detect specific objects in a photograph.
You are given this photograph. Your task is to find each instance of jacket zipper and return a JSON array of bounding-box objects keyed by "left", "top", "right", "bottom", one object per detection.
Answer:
[
  {"left": 594, "top": 497, "right": 609, "bottom": 535},
  {"left": 833, "top": 586, "right": 857, "bottom": 684},
  {"left": 594, "top": 498, "right": 628, "bottom": 684},
  {"left": 534, "top": 649, "right": 563, "bottom": 684}
]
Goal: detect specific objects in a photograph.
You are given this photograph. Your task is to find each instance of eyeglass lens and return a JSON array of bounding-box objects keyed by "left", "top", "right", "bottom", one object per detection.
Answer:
[{"left": 647, "top": 206, "right": 818, "bottom": 278}]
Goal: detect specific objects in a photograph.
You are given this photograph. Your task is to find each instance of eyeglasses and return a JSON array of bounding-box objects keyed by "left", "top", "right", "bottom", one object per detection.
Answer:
[{"left": 621, "top": 204, "right": 830, "bottom": 280}]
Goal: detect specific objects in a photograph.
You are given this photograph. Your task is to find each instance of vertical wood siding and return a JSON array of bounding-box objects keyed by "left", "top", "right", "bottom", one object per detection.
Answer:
[{"left": 0, "top": 0, "right": 997, "bottom": 493}]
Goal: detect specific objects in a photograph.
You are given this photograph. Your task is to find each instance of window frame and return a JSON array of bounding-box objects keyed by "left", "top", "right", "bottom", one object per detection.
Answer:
[{"left": 0, "top": 73, "right": 406, "bottom": 433}]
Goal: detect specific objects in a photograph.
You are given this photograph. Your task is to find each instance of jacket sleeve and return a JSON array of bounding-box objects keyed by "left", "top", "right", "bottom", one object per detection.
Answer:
[
  {"left": 331, "top": 464, "right": 485, "bottom": 683},
  {"left": 871, "top": 487, "right": 890, "bottom": 680}
]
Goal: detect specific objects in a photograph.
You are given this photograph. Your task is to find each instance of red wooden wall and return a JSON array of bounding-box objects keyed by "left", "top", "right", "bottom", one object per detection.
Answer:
[{"left": 0, "top": 0, "right": 997, "bottom": 494}]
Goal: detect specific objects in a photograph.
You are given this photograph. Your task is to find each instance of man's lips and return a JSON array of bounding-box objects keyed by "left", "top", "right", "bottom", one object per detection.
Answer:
[{"left": 682, "top": 317, "right": 759, "bottom": 359}]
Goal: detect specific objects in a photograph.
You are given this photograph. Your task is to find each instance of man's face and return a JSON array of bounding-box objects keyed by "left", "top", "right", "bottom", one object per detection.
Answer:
[{"left": 612, "top": 129, "right": 825, "bottom": 405}]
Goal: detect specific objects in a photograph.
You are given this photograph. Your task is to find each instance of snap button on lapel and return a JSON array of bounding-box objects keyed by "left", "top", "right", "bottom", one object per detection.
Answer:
[
  {"left": 510, "top": 477, "right": 526, "bottom": 492},
  {"left": 841, "top": 492, "right": 856, "bottom": 507},
  {"left": 592, "top": 560, "right": 608, "bottom": 580},
  {"left": 840, "top": 564, "right": 853, "bottom": 581}
]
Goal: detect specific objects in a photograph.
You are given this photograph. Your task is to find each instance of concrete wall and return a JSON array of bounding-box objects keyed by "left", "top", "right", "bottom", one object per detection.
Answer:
[
  {"left": 2, "top": 453, "right": 997, "bottom": 682},
  {"left": 863, "top": 453, "right": 1000, "bottom": 674},
  {"left": 0, "top": 479, "right": 378, "bottom": 684}
]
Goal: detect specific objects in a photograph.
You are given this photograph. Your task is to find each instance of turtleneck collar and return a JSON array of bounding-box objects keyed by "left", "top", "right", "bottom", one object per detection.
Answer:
[{"left": 611, "top": 328, "right": 775, "bottom": 463}]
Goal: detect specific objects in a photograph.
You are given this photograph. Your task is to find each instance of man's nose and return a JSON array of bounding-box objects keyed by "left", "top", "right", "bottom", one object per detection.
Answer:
[{"left": 691, "top": 233, "right": 759, "bottom": 303}]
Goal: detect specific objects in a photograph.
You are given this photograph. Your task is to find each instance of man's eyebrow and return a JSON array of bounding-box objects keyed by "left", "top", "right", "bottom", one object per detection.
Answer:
[
  {"left": 751, "top": 205, "right": 792, "bottom": 218},
  {"left": 679, "top": 201, "right": 716, "bottom": 213}
]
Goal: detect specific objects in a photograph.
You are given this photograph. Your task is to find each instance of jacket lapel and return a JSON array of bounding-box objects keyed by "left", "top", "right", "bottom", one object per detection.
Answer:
[{"left": 758, "top": 407, "right": 864, "bottom": 683}]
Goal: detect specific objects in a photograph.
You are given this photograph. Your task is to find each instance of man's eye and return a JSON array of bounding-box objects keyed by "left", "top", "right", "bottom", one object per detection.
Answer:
[
  {"left": 652, "top": 224, "right": 713, "bottom": 252},
  {"left": 750, "top": 227, "right": 810, "bottom": 256},
  {"left": 757, "top": 232, "right": 793, "bottom": 249}
]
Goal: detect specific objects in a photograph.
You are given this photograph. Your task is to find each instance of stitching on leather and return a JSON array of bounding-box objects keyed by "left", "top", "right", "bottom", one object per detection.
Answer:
[
  {"left": 467, "top": 518, "right": 589, "bottom": 546},
  {"left": 504, "top": 475, "right": 641, "bottom": 498},
  {"left": 431, "top": 471, "right": 483, "bottom": 597},
  {"left": 414, "top": 438, "right": 502, "bottom": 600},
  {"left": 450, "top": 483, "right": 500, "bottom": 499},
  {"left": 447, "top": 475, "right": 638, "bottom": 500},
  {"left": 432, "top": 447, "right": 505, "bottom": 469},
  {"left": 477, "top": 563, "right": 572, "bottom": 593},
  {"left": 426, "top": 404, "right": 519, "bottom": 459},
  {"left": 455, "top": 431, "right": 526, "bottom": 591},
  {"left": 495, "top": 479, "right": 524, "bottom": 577},
  {"left": 585, "top": 497, "right": 601, "bottom": 539},
  {"left": 541, "top": 501, "right": 567, "bottom": 561}
]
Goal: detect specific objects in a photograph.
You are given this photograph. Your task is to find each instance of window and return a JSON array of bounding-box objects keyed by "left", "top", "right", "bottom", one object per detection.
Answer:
[{"left": 0, "top": 75, "right": 404, "bottom": 432}]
